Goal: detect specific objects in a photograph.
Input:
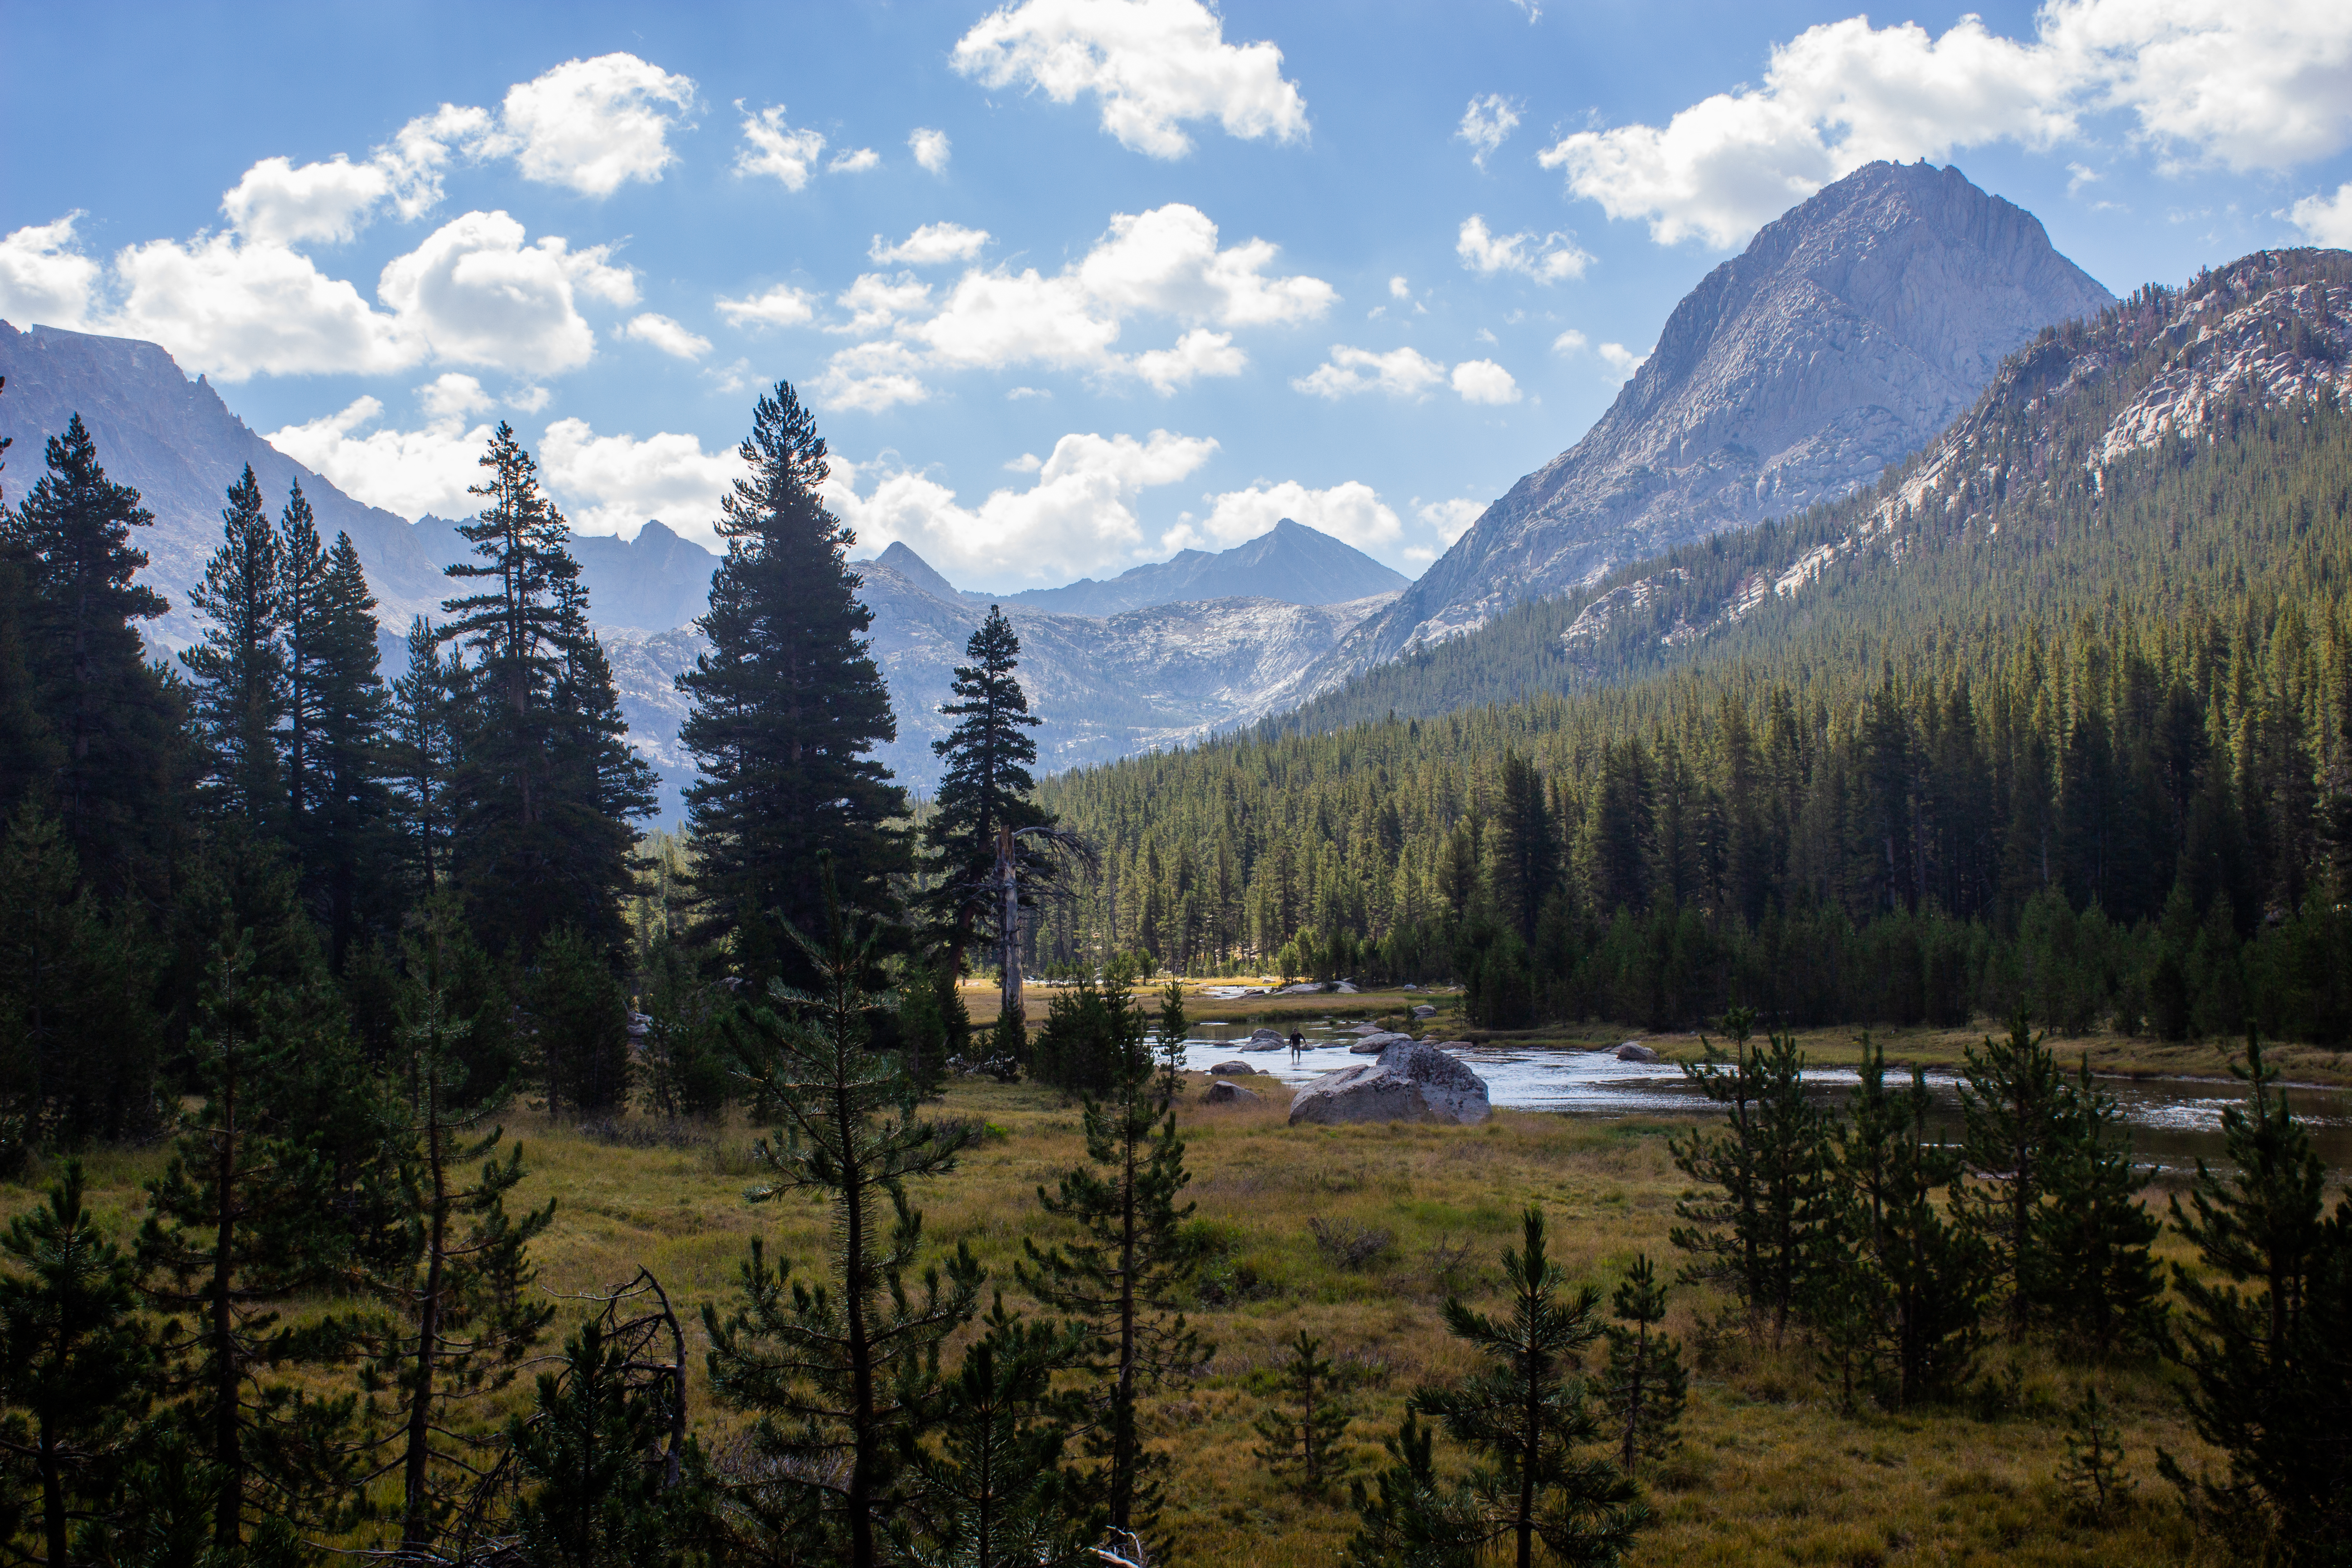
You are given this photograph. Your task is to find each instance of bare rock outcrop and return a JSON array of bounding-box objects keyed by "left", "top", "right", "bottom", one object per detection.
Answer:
[{"left": 1289, "top": 1041, "right": 1491, "bottom": 1126}]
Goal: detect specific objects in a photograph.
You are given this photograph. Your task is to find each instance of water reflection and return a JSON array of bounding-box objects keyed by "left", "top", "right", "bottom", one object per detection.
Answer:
[{"left": 1176, "top": 1022, "right": 2352, "bottom": 1172}]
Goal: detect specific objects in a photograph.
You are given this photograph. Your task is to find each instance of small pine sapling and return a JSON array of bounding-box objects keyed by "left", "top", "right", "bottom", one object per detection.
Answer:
[
  {"left": 1602, "top": 1254, "right": 1688, "bottom": 1473},
  {"left": 1345, "top": 1413, "right": 1480, "bottom": 1568},
  {"left": 1250, "top": 1330, "right": 1356, "bottom": 1494},
  {"left": 2057, "top": 1382, "right": 2133, "bottom": 1520}
]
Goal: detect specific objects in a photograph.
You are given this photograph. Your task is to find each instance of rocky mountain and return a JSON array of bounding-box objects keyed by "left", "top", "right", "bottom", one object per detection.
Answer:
[
  {"left": 415, "top": 514, "right": 717, "bottom": 635},
  {"left": 988, "top": 517, "right": 1407, "bottom": 615},
  {"left": 1323, "top": 161, "right": 2116, "bottom": 674},
  {"left": 0, "top": 321, "right": 450, "bottom": 652}
]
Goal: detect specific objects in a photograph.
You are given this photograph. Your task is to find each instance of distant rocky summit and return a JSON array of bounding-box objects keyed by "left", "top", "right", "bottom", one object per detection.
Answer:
[
  {"left": 1328, "top": 161, "right": 2116, "bottom": 668},
  {"left": 994, "top": 518, "right": 1406, "bottom": 616}
]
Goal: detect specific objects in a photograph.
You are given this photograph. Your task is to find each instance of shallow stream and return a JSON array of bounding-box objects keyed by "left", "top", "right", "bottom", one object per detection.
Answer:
[{"left": 1175, "top": 1022, "right": 2352, "bottom": 1173}]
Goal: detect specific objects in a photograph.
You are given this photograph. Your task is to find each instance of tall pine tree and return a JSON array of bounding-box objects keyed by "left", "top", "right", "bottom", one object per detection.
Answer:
[
  {"left": 183, "top": 465, "right": 287, "bottom": 831},
  {"left": 922, "top": 606, "right": 1051, "bottom": 979},
  {"left": 297, "top": 533, "right": 392, "bottom": 967},
  {"left": 678, "top": 382, "right": 907, "bottom": 986}
]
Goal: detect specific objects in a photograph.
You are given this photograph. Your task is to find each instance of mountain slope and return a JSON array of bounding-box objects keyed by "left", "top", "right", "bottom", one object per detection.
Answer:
[
  {"left": 415, "top": 514, "right": 717, "bottom": 635},
  {"left": 1327, "top": 161, "right": 2114, "bottom": 675},
  {"left": 992, "top": 518, "right": 1407, "bottom": 616},
  {"left": 0, "top": 321, "right": 449, "bottom": 650}
]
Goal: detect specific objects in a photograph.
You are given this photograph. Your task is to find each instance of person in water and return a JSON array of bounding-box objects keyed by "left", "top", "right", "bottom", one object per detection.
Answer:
[{"left": 1288, "top": 1027, "right": 1303, "bottom": 1062}]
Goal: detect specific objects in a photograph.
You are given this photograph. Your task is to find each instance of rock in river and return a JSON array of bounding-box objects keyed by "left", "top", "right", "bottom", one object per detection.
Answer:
[{"left": 1289, "top": 1041, "right": 1491, "bottom": 1127}]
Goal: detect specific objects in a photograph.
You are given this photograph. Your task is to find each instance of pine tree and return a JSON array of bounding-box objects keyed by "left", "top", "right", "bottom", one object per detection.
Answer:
[
  {"left": 1600, "top": 1255, "right": 1686, "bottom": 1473},
  {"left": 511, "top": 1313, "right": 709, "bottom": 1568},
  {"left": 136, "top": 929, "right": 365, "bottom": 1553},
  {"left": 2159, "top": 1033, "right": 2352, "bottom": 1558},
  {"left": 1668, "top": 1010, "right": 1829, "bottom": 1346},
  {"left": 544, "top": 572, "right": 658, "bottom": 954},
  {"left": 637, "top": 936, "right": 731, "bottom": 1121},
  {"left": 2, "top": 413, "right": 176, "bottom": 896},
  {"left": 1953, "top": 1015, "right": 2068, "bottom": 1342},
  {"left": 678, "top": 383, "right": 908, "bottom": 988},
  {"left": 1251, "top": 1330, "right": 1355, "bottom": 1494},
  {"left": 183, "top": 464, "right": 288, "bottom": 830},
  {"left": 2036, "top": 1059, "right": 2166, "bottom": 1361},
  {"left": 389, "top": 616, "right": 458, "bottom": 898},
  {"left": 0, "top": 1160, "right": 154, "bottom": 1568},
  {"left": 905, "top": 1296, "right": 1090, "bottom": 1568},
  {"left": 529, "top": 926, "right": 632, "bottom": 1119},
  {"left": 1017, "top": 976, "right": 1202, "bottom": 1541},
  {"left": 277, "top": 479, "right": 330, "bottom": 860},
  {"left": 1410, "top": 1208, "right": 1645, "bottom": 1568},
  {"left": 703, "top": 873, "right": 981, "bottom": 1568},
  {"left": 1490, "top": 750, "right": 1558, "bottom": 941},
  {"left": 2057, "top": 1382, "right": 2133, "bottom": 1520},
  {"left": 1344, "top": 1413, "right": 1480, "bottom": 1568},
  {"left": 355, "top": 901, "right": 556, "bottom": 1560},
  {"left": 922, "top": 607, "right": 1051, "bottom": 979},
  {"left": 294, "top": 532, "right": 392, "bottom": 967}
]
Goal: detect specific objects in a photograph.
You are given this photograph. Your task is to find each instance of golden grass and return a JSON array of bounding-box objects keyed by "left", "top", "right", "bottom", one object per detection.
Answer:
[{"left": 2, "top": 1077, "right": 2241, "bottom": 1566}]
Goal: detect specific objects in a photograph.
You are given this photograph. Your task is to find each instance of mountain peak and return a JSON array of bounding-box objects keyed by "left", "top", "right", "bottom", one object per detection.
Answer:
[
  {"left": 1346, "top": 162, "right": 2115, "bottom": 662},
  {"left": 998, "top": 519, "right": 1406, "bottom": 617}
]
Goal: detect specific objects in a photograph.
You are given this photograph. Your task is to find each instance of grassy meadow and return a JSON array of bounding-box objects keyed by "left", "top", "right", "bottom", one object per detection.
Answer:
[{"left": 6, "top": 1019, "right": 2258, "bottom": 1568}]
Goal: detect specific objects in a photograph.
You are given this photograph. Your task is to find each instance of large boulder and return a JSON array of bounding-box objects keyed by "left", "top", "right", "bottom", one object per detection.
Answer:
[
  {"left": 1347, "top": 1030, "right": 1413, "bottom": 1055},
  {"left": 1612, "top": 1041, "right": 1661, "bottom": 1063},
  {"left": 1205, "top": 1080, "right": 1260, "bottom": 1104},
  {"left": 1207, "top": 1060, "right": 1255, "bottom": 1076},
  {"left": 1289, "top": 1041, "right": 1491, "bottom": 1126},
  {"left": 1410, "top": 1004, "right": 1438, "bottom": 1019},
  {"left": 1240, "top": 1027, "right": 1289, "bottom": 1052}
]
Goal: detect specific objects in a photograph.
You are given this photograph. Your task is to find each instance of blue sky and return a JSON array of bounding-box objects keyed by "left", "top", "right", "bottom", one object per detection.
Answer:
[{"left": 5, "top": 0, "right": 2349, "bottom": 592}]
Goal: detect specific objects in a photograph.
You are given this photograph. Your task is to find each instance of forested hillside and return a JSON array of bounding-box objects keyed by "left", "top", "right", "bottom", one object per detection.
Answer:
[{"left": 1034, "top": 250, "right": 2352, "bottom": 1042}]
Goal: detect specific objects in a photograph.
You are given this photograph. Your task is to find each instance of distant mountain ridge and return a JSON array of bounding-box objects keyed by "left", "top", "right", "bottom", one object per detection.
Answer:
[
  {"left": 985, "top": 518, "right": 1407, "bottom": 615},
  {"left": 413, "top": 514, "right": 718, "bottom": 635},
  {"left": 1323, "top": 161, "right": 2117, "bottom": 676}
]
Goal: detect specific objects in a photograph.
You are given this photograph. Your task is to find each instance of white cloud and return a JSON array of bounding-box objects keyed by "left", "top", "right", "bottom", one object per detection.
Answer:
[
  {"left": 508, "top": 384, "right": 553, "bottom": 413},
  {"left": 736, "top": 103, "right": 827, "bottom": 190},
  {"left": 871, "top": 222, "right": 992, "bottom": 266},
  {"left": 418, "top": 372, "right": 496, "bottom": 420},
  {"left": 491, "top": 54, "right": 698, "bottom": 197},
  {"left": 830, "top": 147, "right": 881, "bottom": 174},
  {"left": 1132, "top": 328, "right": 1246, "bottom": 392},
  {"left": 1388, "top": 275, "right": 1411, "bottom": 300},
  {"left": 2290, "top": 181, "right": 2352, "bottom": 244},
  {"left": 265, "top": 396, "right": 491, "bottom": 522},
  {"left": 621, "top": 312, "right": 712, "bottom": 359},
  {"left": 1188, "top": 479, "right": 1401, "bottom": 554},
  {"left": 1598, "top": 342, "right": 1648, "bottom": 377},
  {"left": 1456, "top": 215, "right": 1590, "bottom": 283},
  {"left": 221, "top": 155, "right": 393, "bottom": 245},
  {"left": 0, "top": 215, "right": 100, "bottom": 329},
  {"left": 951, "top": 0, "right": 1307, "bottom": 159},
  {"left": 376, "top": 210, "right": 636, "bottom": 376},
  {"left": 1416, "top": 496, "right": 1485, "bottom": 543},
  {"left": 1450, "top": 358, "right": 1521, "bottom": 404},
  {"left": 108, "top": 231, "right": 420, "bottom": 381},
  {"left": 1007, "top": 385, "right": 1051, "bottom": 400},
  {"left": 1458, "top": 94, "right": 1521, "bottom": 168},
  {"left": 1551, "top": 327, "right": 1588, "bottom": 353},
  {"left": 537, "top": 417, "right": 743, "bottom": 542},
  {"left": 1293, "top": 344, "right": 1449, "bottom": 399},
  {"left": 813, "top": 340, "right": 934, "bottom": 412},
  {"left": 1544, "top": 5, "right": 2352, "bottom": 250},
  {"left": 816, "top": 202, "right": 1327, "bottom": 404},
  {"left": 823, "top": 428, "right": 1218, "bottom": 583},
  {"left": 833, "top": 273, "right": 934, "bottom": 334},
  {"left": 910, "top": 127, "right": 953, "bottom": 174},
  {"left": 716, "top": 282, "right": 817, "bottom": 329}
]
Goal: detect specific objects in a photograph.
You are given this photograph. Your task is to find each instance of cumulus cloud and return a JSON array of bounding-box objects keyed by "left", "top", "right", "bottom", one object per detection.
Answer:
[
  {"left": 830, "top": 147, "right": 881, "bottom": 173},
  {"left": 1458, "top": 94, "right": 1520, "bottom": 168},
  {"left": 871, "top": 222, "right": 992, "bottom": 266},
  {"left": 221, "top": 156, "right": 395, "bottom": 246},
  {"left": 537, "top": 417, "right": 743, "bottom": 541},
  {"left": 1294, "top": 344, "right": 1518, "bottom": 405},
  {"left": 620, "top": 313, "right": 712, "bottom": 359},
  {"left": 2290, "top": 181, "right": 2352, "bottom": 244},
  {"left": 0, "top": 215, "right": 101, "bottom": 329},
  {"left": 489, "top": 54, "right": 699, "bottom": 196},
  {"left": 735, "top": 103, "right": 827, "bottom": 190},
  {"left": 813, "top": 201, "right": 1327, "bottom": 408},
  {"left": 1416, "top": 496, "right": 1485, "bottom": 543},
  {"left": 1450, "top": 358, "right": 1521, "bottom": 404},
  {"left": 1456, "top": 215, "right": 1591, "bottom": 283},
  {"left": 951, "top": 0, "right": 1307, "bottom": 158},
  {"left": 1293, "top": 345, "right": 1449, "bottom": 399},
  {"left": 1389, "top": 275, "right": 1411, "bottom": 301},
  {"left": 1545, "top": 5, "right": 2352, "bottom": 250},
  {"left": 1186, "top": 480, "right": 1402, "bottom": 554},
  {"left": 1598, "top": 342, "right": 1648, "bottom": 377},
  {"left": 823, "top": 428, "right": 1219, "bottom": 583},
  {"left": 108, "top": 231, "right": 421, "bottom": 381},
  {"left": 716, "top": 282, "right": 817, "bottom": 329},
  {"left": 265, "top": 395, "right": 492, "bottom": 521},
  {"left": 376, "top": 210, "right": 636, "bottom": 376},
  {"left": 1551, "top": 327, "right": 1588, "bottom": 353},
  {"left": 910, "top": 127, "right": 953, "bottom": 173}
]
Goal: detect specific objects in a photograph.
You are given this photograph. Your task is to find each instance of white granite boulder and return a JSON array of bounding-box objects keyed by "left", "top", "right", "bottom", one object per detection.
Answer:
[
  {"left": 1204, "top": 1079, "right": 1260, "bottom": 1104},
  {"left": 1347, "top": 1030, "right": 1414, "bottom": 1055},
  {"left": 1207, "top": 1059, "right": 1255, "bottom": 1076},
  {"left": 1289, "top": 1040, "right": 1490, "bottom": 1126},
  {"left": 1410, "top": 1004, "right": 1439, "bottom": 1020},
  {"left": 1612, "top": 1041, "right": 1661, "bottom": 1063},
  {"left": 1240, "top": 1027, "right": 1290, "bottom": 1052}
]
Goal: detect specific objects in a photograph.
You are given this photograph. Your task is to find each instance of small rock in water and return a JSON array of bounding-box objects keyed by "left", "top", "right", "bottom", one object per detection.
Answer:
[
  {"left": 1207, "top": 1060, "right": 1254, "bottom": 1075},
  {"left": 1204, "top": 1080, "right": 1260, "bottom": 1104},
  {"left": 1612, "top": 1041, "right": 1661, "bottom": 1063}
]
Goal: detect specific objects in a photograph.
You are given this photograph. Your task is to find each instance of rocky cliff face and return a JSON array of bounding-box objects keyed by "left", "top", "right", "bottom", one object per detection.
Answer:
[
  {"left": 0, "top": 322, "right": 450, "bottom": 652},
  {"left": 1331, "top": 162, "right": 2115, "bottom": 669}
]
